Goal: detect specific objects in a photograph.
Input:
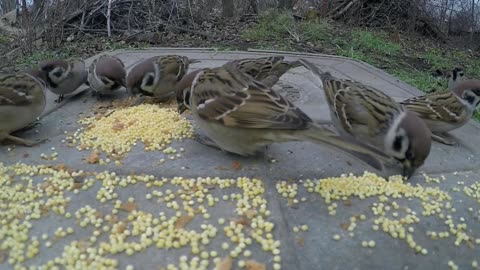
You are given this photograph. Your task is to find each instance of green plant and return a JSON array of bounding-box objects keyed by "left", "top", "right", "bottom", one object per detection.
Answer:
[
  {"left": 421, "top": 49, "right": 453, "bottom": 70},
  {"left": 242, "top": 9, "right": 295, "bottom": 42},
  {"left": 352, "top": 30, "right": 401, "bottom": 56},
  {"left": 299, "top": 20, "right": 332, "bottom": 43},
  {"left": 15, "top": 50, "right": 76, "bottom": 68},
  {"left": 391, "top": 69, "right": 444, "bottom": 92},
  {"left": 0, "top": 35, "right": 12, "bottom": 44}
]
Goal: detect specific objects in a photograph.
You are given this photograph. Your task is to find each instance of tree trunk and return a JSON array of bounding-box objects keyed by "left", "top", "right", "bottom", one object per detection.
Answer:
[
  {"left": 471, "top": 0, "right": 475, "bottom": 45},
  {"left": 250, "top": 0, "right": 258, "bottom": 14},
  {"left": 439, "top": 0, "right": 448, "bottom": 32},
  {"left": 278, "top": 0, "right": 293, "bottom": 10},
  {"left": 222, "top": 0, "right": 234, "bottom": 17},
  {"left": 320, "top": 0, "right": 329, "bottom": 17},
  {"left": 1, "top": 0, "right": 16, "bottom": 14},
  {"left": 107, "top": 0, "right": 112, "bottom": 37},
  {"left": 408, "top": 2, "right": 417, "bottom": 34},
  {"left": 20, "top": 0, "right": 27, "bottom": 16}
]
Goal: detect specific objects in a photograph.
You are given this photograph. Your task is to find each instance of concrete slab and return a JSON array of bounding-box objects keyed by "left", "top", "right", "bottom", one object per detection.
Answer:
[{"left": 1, "top": 48, "right": 479, "bottom": 270}]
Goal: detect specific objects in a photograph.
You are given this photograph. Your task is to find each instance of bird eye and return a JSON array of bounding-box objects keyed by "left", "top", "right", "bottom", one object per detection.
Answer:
[
  {"left": 393, "top": 135, "right": 403, "bottom": 152},
  {"left": 405, "top": 150, "right": 414, "bottom": 161},
  {"left": 145, "top": 75, "right": 154, "bottom": 86},
  {"left": 53, "top": 71, "right": 63, "bottom": 78}
]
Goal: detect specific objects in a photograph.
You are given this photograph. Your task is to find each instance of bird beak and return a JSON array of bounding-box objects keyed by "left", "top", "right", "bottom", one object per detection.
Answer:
[
  {"left": 402, "top": 159, "right": 415, "bottom": 179},
  {"left": 189, "top": 59, "right": 201, "bottom": 64}
]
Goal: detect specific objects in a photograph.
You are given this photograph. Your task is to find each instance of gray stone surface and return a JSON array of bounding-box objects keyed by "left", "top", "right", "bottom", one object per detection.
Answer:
[{"left": 1, "top": 48, "right": 479, "bottom": 270}]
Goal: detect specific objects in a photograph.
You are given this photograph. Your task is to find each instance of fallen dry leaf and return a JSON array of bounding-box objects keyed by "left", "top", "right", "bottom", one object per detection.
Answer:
[
  {"left": 215, "top": 256, "right": 233, "bottom": 270},
  {"left": 246, "top": 260, "right": 266, "bottom": 270},
  {"left": 119, "top": 202, "right": 137, "bottom": 212},
  {"left": 23, "top": 153, "right": 29, "bottom": 158},
  {"left": 72, "top": 182, "right": 83, "bottom": 189},
  {"left": 343, "top": 200, "right": 353, "bottom": 206},
  {"left": 231, "top": 161, "right": 242, "bottom": 170},
  {"left": 85, "top": 151, "right": 100, "bottom": 164},
  {"left": 297, "top": 236, "right": 305, "bottom": 246},
  {"left": 340, "top": 223, "right": 349, "bottom": 230},
  {"left": 53, "top": 164, "right": 68, "bottom": 171},
  {"left": 235, "top": 216, "right": 251, "bottom": 226},
  {"left": 175, "top": 215, "right": 194, "bottom": 229}
]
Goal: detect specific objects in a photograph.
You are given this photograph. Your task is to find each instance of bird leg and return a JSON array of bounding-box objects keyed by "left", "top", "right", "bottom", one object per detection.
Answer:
[
  {"left": 431, "top": 133, "right": 456, "bottom": 145},
  {"left": 54, "top": 94, "right": 65, "bottom": 103},
  {"left": 4, "top": 134, "right": 48, "bottom": 147},
  {"left": 15, "top": 122, "right": 42, "bottom": 133}
]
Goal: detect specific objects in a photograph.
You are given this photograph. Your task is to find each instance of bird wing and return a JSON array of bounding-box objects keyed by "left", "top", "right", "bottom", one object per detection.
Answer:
[
  {"left": 155, "top": 55, "right": 190, "bottom": 81},
  {"left": 300, "top": 59, "right": 401, "bottom": 137},
  {"left": 191, "top": 66, "right": 312, "bottom": 130},
  {"left": 401, "top": 91, "right": 467, "bottom": 123},
  {"left": 0, "top": 74, "right": 41, "bottom": 106}
]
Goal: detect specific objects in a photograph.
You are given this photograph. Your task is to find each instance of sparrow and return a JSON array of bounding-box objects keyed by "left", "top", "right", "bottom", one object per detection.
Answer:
[
  {"left": 87, "top": 55, "right": 126, "bottom": 97},
  {"left": 401, "top": 79, "right": 480, "bottom": 145},
  {"left": 0, "top": 71, "right": 47, "bottom": 146},
  {"left": 447, "top": 67, "right": 465, "bottom": 90},
  {"left": 126, "top": 55, "right": 200, "bottom": 99},
  {"left": 299, "top": 59, "right": 432, "bottom": 178},
  {"left": 175, "top": 65, "right": 391, "bottom": 171},
  {"left": 38, "top": 59, "right": 87, "bottom": 103},
  {"left": 223, "top": 56, "right": 302, "bottom": 87}
]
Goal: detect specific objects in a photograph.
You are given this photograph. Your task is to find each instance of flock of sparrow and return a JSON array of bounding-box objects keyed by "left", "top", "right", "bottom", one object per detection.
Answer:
[{"left": 0, "top": 54, "right": 478, "bottom": 180}]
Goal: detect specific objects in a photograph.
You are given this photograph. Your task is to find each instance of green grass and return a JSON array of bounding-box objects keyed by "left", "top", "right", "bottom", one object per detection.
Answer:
[
  {"left": 242, "top": 10, "right": 295, "bottom": 42},
  {"left": 422, "top": 49, "right": 453, "bottom": 70},
  {"left": 298, "top": 19, "right": 332, "bottom": 43},
  {"left": 15, "top": 50, "right": 77, "bottom": 68},
  {"left": 391, "top": 69, "right": 444, "bottom": 92},
  {"left": 0, "top": 35, "right": 12, "bottom": 44},
  {"left": 243, "top": 9, "right": 332, "bottom": 49},
  {"left": 335, "top": 30, "right": 402, "bottom": 64}
]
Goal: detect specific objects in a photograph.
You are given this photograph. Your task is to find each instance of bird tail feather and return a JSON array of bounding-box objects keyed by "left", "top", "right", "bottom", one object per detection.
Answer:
[{"left": 295, "top": 124, "right": 390, "bottom": 171}]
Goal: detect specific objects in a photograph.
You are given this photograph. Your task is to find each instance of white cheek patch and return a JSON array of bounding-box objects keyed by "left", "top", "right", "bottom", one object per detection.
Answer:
[
  {"left": 50, "top": 67, "right": 68, "bottom": 83},
  {"left": 141, "top": 72, "right": 156, "bottom": 92},
  {"left": 99, "top": 76, "right": 115, "bottom": 88},
  {"left": 460, "top": 90, "right": 480, "bottom": 113},
  {"left": 384, "top": 110, "right": 408, "bottom": 159},
  {"left": 153, "top": 63, "right": 161, "bottom": 84}
]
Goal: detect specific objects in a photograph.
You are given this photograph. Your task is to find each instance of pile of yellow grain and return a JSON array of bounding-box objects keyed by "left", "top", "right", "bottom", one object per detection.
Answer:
[{"left": 66, "top": 104, "right": 194, "bottom": 157}]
